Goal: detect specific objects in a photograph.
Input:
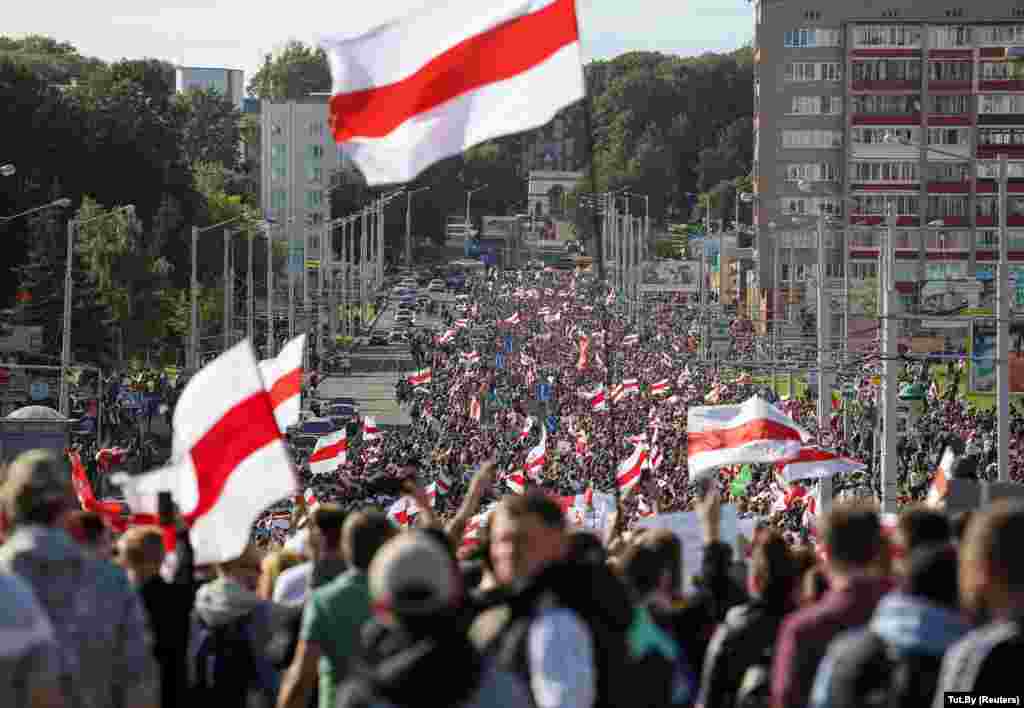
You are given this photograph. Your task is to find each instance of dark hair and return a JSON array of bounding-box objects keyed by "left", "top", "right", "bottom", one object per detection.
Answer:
[
  {"left": 342, "top": 511, "right": 395, "bottom": 571},
  {"left": 69, "top": 511, "right": 107, "bottom": 545},
  {"left": 963, "top": 500, "right": 1024, "bottom": 593},
  {"left": 751, "top": 532, "right": 797, "bottom": 606},
  {"left": 820, "top": 504, "right": 882, "bottom": 571},
  {"left": 897, "top": 507, "right": 951, "bottom": 552},
  {"left": 567, "top": 531, "right": 606, "bottom": 566},
  {"left": 619, "top": 529, "right": 682, "bottom": 597},
  {"left": 905, "top": 544, "right": 959, "bottom": 609},
  {"left": 497, "top": 491, "right": 566, "bottom": 531},
  {"left": 311, "top": 504, "right": 347, "bottom": 551}
]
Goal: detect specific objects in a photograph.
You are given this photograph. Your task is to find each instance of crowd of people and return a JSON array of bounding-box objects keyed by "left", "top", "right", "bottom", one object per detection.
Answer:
[{"left": 1, "top": 267, "right": 1024, "bottom": 708}]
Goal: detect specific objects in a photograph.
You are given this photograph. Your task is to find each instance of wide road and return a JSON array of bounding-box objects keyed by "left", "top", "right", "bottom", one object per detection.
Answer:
[{"left": 317, "top": 291, "right": 455, "bottom": 429}]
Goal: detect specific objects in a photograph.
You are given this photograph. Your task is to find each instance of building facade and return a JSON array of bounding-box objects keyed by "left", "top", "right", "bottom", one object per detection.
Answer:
[
  {"left": 752, "top": 0, "right": 1024, "bottom": 339},
  {"left": 175, "top": 66, "right": 245, "bottom": 108}
]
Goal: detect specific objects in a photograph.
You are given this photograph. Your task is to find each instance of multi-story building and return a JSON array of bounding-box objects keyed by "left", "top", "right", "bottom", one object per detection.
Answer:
[
  {"left": 175, "top": 66, "right": 245, "bottom": 109},
  {"left": 260, "top": 99, "right": 357, "bottom": 304},
  {"left": 520, "top": 107, "right": 585, "bottom": 173},
  {"left": 752, "top": 0, "right": 1024, "bottom": 345}
]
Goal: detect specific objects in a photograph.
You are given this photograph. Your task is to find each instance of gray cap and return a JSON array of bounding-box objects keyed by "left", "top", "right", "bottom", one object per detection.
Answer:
[
  {"left": 369, "top": 532, "right": 456, "bottom": 617},
  {"left": 0, "top": 449, "right": 75, "bottom": 523}
]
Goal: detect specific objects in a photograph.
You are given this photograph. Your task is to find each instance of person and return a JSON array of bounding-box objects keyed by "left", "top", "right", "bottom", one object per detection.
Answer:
[
  {"left": 189, "top": 544, "right": 280, "bottom": 708},
  {"left": 699, "top": 532, "right": 798, "bottom": 708},
  {"left": 63, "top": 511, "right": 113, "bottom": 561},
  {"left": 259, "top": 549, "right": 306, "bottom": 602},
  {"left": 0, "top": 449, "right": 160, "bottom": 708},
  {"left": 932, "top": 500, "right": 1024, "bottom": 703},
  {"left": 890, "top": 507, "right": 950, "bottom": 574},
  {"left": 336, "top": 531, "right": 532, "bottom": 708},
  {"left": 115, "top": 522, "right": 196, "bottom": 708},
  {"left": 810, "top": 543, "right": 968, "bottom": 708},
  {"left": 0, "top": 569, "right": 64, "bottom": 708},
  {"left": 277, "top": 511, "right": 396, "bottom": 708},
  {"left": 770, "top": 504, "right": 892, "bottom": 708},
  {"left": 274, "top": 504, "right": 349, "bottom": 607}
]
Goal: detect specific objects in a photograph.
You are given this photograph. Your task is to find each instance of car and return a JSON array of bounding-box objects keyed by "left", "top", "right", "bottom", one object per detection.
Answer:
[
  {"left": 369, "top": 330, "right": 389, "bottom": 345},
  {"left": 388, "top": 329, "right": 409, "bottom": 343},
  {"left": 428, "top": 281, "right": 445, "bottom": 292}
]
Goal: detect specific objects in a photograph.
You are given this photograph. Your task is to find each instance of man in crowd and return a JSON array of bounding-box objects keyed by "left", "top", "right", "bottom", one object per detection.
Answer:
[
  {"left": 0, "top": 569, "right": 64, "bottom": 708},
  {"left": 0, "top": 449, "right": 160, "bottom": 708},
  {"left": 274, "top": 504, "right": 349, "bottom": 607}
]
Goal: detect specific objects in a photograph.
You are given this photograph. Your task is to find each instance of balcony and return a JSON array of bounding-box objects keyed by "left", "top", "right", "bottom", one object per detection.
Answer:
[
  {"left": 850, "top": 182, "right": 919, "bottom": 192},
  {"left": 848, "top": 214, "right": 919, "bottom": 226},
  {"left": 977, "top": 145, "right": 1024, "bottom": 159},
  {"left": 979, "top": 80, "right": 1024, "bottom": 92},
  {"left": 851, "top": 48, "right": 920, "bottom": 58},
  {"left": 976, "top": 216, "right": 1024, "bottom": 227},
  {"left": 976, "top": 181, "right": 1024, "bottom": 194},
  {"left": 851, "top": 113, "right": 921, "bottom": 126},
  {"left": 850, "top": 79, "right": 917, "bottom": 92},
  {"left": 928, "top": 49, "right": 972, "bottom": 60},
  {"left": 928, "top": 114, "right": 972, "bottom": 126},
  {"left": 925, "top": 215, "right": 968, "bottom": 227},
  {"left": 927, "top": 181, "right": 970, "bottom": 193},
  {"left": 979, "top": 114, "right": 1024, "bottom": 126}
]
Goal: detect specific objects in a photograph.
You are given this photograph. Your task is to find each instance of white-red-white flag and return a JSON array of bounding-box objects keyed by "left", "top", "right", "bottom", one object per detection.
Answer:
[
  {"left": 408, "top": 368, "right": 432, "bottom": 386},
  {"left": 320, "top": 0, "right": 584, "bottom": 185},
  {"left": 777, "top": 446, "right": 865, "bottom": 483},
  {"left": 687, "top": 396, "right": 808, "bottom": 480},
  {"left": 518, "top": 415, "right": 536, "bottom": 441},
  {"left": 505, "top": 471, "right": 527, "bottom": 495},
  {"left": 122, "top": 340, "right": 296, "bottom": 565},
  {"left": 258, "top": 334, "right": 306, "bottom": 433},
  {"left": 362, "top": 416, "right": 382, "bottom": 442},
  {"left": 524, "top": 427, "right": 547, "bottom": 482},
  {"left": 927, "top": 446, "right": 957, "bottom": 507},
  {"left": 616, "top": 444, "right": 648, "bottom": 493},
  {"left": 310, "top": 429, "right": 348, "bottom": 474}
]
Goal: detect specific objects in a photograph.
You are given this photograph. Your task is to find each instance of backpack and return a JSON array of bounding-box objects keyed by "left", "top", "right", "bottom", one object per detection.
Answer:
[
  {"left": 827, "top": 631, "right": 944, "bottom": 708},
  {"left": 734, "top": 645, "right": 772, "bottom": 708},
  {"left": 190, "top": 613, "right": 260, "bottom": 708}
]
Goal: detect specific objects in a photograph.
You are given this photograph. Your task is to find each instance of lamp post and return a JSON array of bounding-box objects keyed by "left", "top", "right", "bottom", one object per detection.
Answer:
[
  {"left": 405, "top": 186, "right": 430, "bottom": 267},
  {"left": 0, "top": 197, "right": 71, "bottom": 224},
  {"left": 466, "top": 185, "right": 487, "bottom": 231},
  {"left": 62, "top": 203, "right": 134, "bottom": 416}
]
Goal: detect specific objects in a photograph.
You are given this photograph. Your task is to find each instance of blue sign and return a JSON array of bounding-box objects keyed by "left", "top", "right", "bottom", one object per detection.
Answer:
[
  {"left": 537, "top": 383, "right": 552, "bottom": 401},
  {"left": 29, "top": 381, "right": 49, "bottom": 401},
  {"left": 546, "top": 415, "right": 558, "bottom": 433},
  {"left": 495, "top": 352, "right": 505, "bottom": 370},
  {"left": 976, "top": 268, "right": 994, "bottom": 282},
  {"left": 464, "top": 240, "right": 481, "bottom": 258},
  {"left": 504, "top": 335, "right": 514, "bottom": 354}
]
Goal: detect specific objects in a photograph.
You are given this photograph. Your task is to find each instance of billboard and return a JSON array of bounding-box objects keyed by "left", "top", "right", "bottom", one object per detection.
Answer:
[
  {"left": 640, "top": 260, "right": 699, "bottom": 292},
  {"left": 969, "top": 320, "right": 1024, "bottom": 394}
]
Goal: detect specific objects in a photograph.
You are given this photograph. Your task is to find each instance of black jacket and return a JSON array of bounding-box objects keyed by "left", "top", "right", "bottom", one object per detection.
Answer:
[
  {"left": 933, "top": 617, "right": 1024, "bottom": 704},
  {"left": 697, "top": 598, "right": 792, "bottom": 708},
  {"left": 139, "top": 528, "right": 197, "bottom": 708}
]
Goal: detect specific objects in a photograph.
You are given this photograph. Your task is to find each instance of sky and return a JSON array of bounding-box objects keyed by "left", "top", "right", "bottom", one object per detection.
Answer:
[{"left": 3, "top": 0, "right": 753, "bottom": 85}]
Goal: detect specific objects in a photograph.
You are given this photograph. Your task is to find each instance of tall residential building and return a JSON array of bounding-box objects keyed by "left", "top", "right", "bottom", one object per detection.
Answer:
[
  {"left": 260, "top": 99, "right": 355, "bottom": 300},
  {"left": 175, "top": 66, "right": 245, "bottom": 108},
  {"left": 752, "top": 0, "right": 1024, "bottom": 343}
]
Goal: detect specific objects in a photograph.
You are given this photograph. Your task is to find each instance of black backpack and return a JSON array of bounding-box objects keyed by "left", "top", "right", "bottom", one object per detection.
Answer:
[
  {"left": 191, "top": 613, "right": 262, "bottom": 708},
  {"left": 827, "top": 631, "right": 943, "bottom": 708}
]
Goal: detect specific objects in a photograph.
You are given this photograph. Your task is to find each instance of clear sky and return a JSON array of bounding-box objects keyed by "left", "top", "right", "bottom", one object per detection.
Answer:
[{"left": 3, "top": 0, "right": 753, "bottom": 85}]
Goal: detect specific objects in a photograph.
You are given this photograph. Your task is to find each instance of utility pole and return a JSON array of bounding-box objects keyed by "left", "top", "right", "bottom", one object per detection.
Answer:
[
  {"left": 288, "top": 223, "right": 296, "bottom": 341},
  {"left": 247, "top": 228, "right": 254, "bottom": 345},
  {"left": 997, "top": 153, "right": 1010, "bottom": 482},
  {"left": 190, "top": 226, "right": 199, "bottom": 370},
  {"left": 816, "top": 209, "right": 833, "bottom": 512},
  {"left": 266, "top": 223, "right": 274, "bottom": 358},
  {"left": 360, "top": 206, "right": 368, "bottom": 335},
  {"left": 881, "top": 200, "right": 898, "bottom": 513},
  {"left": 223, "top": 228, "right": 232, "bottom": 353}
]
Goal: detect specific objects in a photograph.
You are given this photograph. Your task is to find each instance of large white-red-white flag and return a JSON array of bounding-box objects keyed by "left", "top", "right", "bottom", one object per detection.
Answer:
[
  {"left": 258, "top": 334, "right": 306, "bottom": 433},
  {"left": 320, "top": 0, "right": 584, "bottom": 185},
  {"left": 777, "top": 446, "right": 866, "bottom": 483},
  {"left": 687, "top": 396, "right": 808, "bottom": 480},
  {"left": 118, "top": 340, "right": 296, "bottom": 565},
  {"left": 927, "top": 446, "right": 957, "bottom": 507},
  {"left": 309, "top": 429, "right": 348, "bottom": 475}
]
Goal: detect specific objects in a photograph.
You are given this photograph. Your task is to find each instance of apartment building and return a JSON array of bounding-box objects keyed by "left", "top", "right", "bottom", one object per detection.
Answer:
[
  {"left": 752, "top": 0, "right": 1024, "bottom": 338},
  {"left": 175, "top": 66, "right": 245, "bottom": 109}
]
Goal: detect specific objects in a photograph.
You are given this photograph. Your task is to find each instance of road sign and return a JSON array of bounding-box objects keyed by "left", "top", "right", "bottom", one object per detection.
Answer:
[{"left": 29, "top": 381, "right": 49, "bottom": 401}]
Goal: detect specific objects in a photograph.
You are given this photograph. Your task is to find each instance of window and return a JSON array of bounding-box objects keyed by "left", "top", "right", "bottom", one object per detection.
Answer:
[
  {"left": 780, "top": 197, "right": 843, "bottom": 215},
  {"left": 271, "top": 144, "right": 287, "bottom": 165},
  {"left": 309, "top": 121, "right": 323, "bottom": 137},
  {"left": 803, "top": 10, "right": 821, "bottom": 21},
  {"left": 782, "top": 130, "right": 843, "bottom": 148},
  {"left": 309, "top": 234, "right": 321, "bottom": 253},
  {"left": 978, "top": 128, "right": 1024, "bottom": 145},
  {"left": 305, "top": 213, "right": 324, "bottom": 227},
  {"left": 306, "top": 165, "right": 323, "bottom": 183},
  {"left": 853, "top": 25, "right": 922, "bottom": 48},
  {"left": 975, "top": 25, "right": 1024, "bottom": 44},
  {"left": 929, "top": 95, "right": 970, "bottom": 114},
  {"left": 924, "top": 230, "right": 970, "bottom": 249},
  {"left": 852, "top": 195, "right": 919, "bottom": 215},
  {"left": 852, "top": 60, "right": 921, "bottom": 81},
  {"left": 980, "top": 62, "right": 1024, "bottom": 80},
  {"left": 784, "top": 28, "right": 842, "bottom": 47},
  {"left": 926, "top": 262, "right": 967, "bottom": 279},
  {"left": 306, "top": 190, "right": 322, "bottom": 209},
  {"left": 929, "top": 25, "right": 970, "bottom": 47},
  {"left": 789, "top": 95, "right": 843, "bottom": 115},
  {"left": 851, "top": 127, "right": 919, "bottom": 144},
  {"left": 849, "top": 161, "right": 919, "bottom": 182},
  {"left": 850, "top": 262, "right": 880, "bottom": 279},
  {"left": 944, "top": 9, "right": 965, "bottom": 18},
  {"left": 928, "top": 196, "right": 969, "bottom": 218},
  {"left": 928, "top": 127, "right": 969, "bottom": 146},
  {"left": 272, "top": 165, "right": 286, "bottom": 182},
  {"left": 979, "top": 95, "right": 1024, "bottom": 115},
  {"left": 977, "top": 197, "right": 999, "bottom": 217},
  {"left": 271, "top": 189, "right": 286, "bottom": 209},
  {"left": 306, "top": 144, "right": 324, "bottom": 160},
  {"left": 786, "top": 163, "right": 840, "bottom": 182},
  {"left": 932, "top": 162, "right": 970, "bottom": 181},
  {"left": 928, "top": 62, "right": 971, "bottom": 82},
  {"left": 852, "top": 95, "right": 920, "bottom": 114},
  {"left": 978, "top": 161, "right": 1024, "bottom": 178},
  {"left": 270, "top": 124, "right": 283, "bottom": 136},
  {"left": 784, "top": 62, "right": 841, "bottom": 82}
]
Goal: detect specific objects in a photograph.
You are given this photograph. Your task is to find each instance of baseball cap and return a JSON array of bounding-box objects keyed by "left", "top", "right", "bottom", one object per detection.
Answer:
[
  {"left": 369, "top": 532, "right": 457, "bottom": 617},
  {"left": 0, "top": 449, "right": 75, "bottom": 523}
]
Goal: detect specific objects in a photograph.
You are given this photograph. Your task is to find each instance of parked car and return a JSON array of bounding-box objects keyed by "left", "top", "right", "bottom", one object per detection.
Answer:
[
  {"left": 388, "top": 329, "right": 409, "bottom": 343},
  {"left": 369, "top": 330, "right": 389, "bottom": 345}
]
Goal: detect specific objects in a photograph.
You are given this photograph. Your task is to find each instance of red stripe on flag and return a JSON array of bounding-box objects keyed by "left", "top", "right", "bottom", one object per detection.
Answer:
[
  {"left": 309, "top": 437, "right": 348, "bottom": 463},
  {"left": 329, "top": 0, "right": 579, "bottom": 141},
  {"left": 185, "top": 392, "right": 282, "bottom": 524},
  {"left": 688, "top": 419, "right": 804, "bottom": 456},
  {"left": 268, "top": 367, "right": 301, "bottom": 408}
]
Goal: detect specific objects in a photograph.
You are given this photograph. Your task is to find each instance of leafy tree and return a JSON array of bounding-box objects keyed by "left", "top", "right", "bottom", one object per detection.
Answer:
[
  {"left": 0, "top": 35, "right": 105, "bottom": 85},
  {"left": 851, "top": 277, "right": 880, "bottom": 317},
  {"left": 247, "top": 41, "right": 331, "bottom": 100},
  {"left": 176, "top": 88, "right": 243, "bottom": 169}
]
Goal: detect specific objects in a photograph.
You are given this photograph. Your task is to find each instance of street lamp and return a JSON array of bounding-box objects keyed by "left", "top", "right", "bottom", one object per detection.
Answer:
[
  {"left": 466, "top": 184, "right": 487, "bottom": 230},
  {"left": 405, "top": 186, "right": 430, "bottom": 267},
  {"left": 61, "top": 204, "right": 135, "bottom": 416},
  {"left": 0, "top": 198, "right": 71, "bottom": 223},
  {"left": 0, "top": 164, "right": 15, "bottom": 178}
]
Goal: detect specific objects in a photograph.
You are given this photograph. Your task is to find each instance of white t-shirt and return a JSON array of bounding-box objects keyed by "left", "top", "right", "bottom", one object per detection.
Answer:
[{"left": 273, "top": 560, "right": 313, "bottom": 607}]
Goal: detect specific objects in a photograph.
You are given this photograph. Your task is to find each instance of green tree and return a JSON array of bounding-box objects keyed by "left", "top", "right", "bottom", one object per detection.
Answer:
[
  {"left": 176, "top": 88, "right": 243, "bottom": 169},
  {"left": 0, "top": 35, "right": 105, "bottom": 85},
  {"left": 851, "top": 277, "right": 880, "bottom": 317},
  {"left": 247, "top": 41, "right": 331, "bottom": 100}
]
